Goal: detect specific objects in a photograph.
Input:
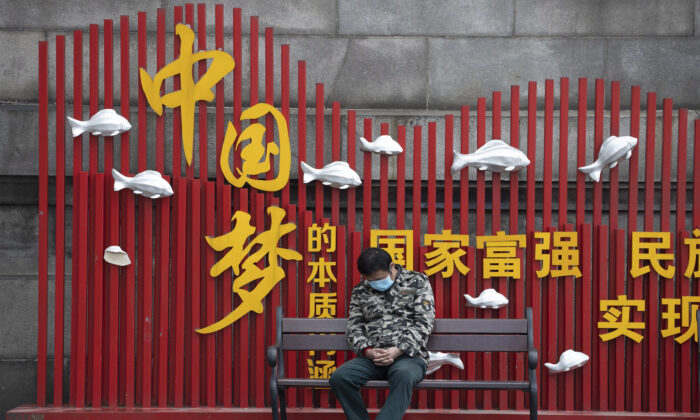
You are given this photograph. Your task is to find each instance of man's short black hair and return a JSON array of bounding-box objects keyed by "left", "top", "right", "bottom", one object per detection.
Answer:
[{"left": 357, "top": 247, "right": 393, "bottom": 276}]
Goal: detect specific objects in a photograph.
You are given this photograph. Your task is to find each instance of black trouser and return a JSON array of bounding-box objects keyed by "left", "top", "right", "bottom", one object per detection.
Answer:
[{"left": 329, "top": 354, "right": 426, "bottom": 420}]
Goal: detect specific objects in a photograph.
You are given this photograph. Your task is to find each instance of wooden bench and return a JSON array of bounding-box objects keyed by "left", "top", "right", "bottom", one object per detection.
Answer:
[{"left": 267, "top": 306, "right": 538, "bottom": 420}]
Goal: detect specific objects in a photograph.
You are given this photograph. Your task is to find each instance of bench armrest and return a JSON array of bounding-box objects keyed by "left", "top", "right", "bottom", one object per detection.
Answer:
[
  {"left": 528, "top": 348, "right": 538, "bottom": 370},
  {"left": 266, "top": 345, "right": 278, "bottom": 367}
]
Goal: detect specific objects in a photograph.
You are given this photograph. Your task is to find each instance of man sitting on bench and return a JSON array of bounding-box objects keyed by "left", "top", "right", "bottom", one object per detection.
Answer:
[{"left": 330, "top": 247, "right": 436, "bottom": 420}]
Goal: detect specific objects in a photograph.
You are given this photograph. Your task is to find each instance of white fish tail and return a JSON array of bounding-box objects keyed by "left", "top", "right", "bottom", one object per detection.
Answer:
[
  {"left": 111, "top": 168, "right": 129, "bottom": 191},
  {"left": 451, "top": 150, "right": 470, "bottom": 173},
  {"left": 464, "top": 294, "right": 476, "bottom": 305},
  {"left": 299, "top": 161, "right": 317, "bottom": 184},
  {"left": 578, "top": 162, "right": 601, "bottom": 182},
  {"left": 359, "top": 137, "right": 373, "bottom": 151},
  {"left": 66, "top": 116, "right": 86, "bottom": 137}
]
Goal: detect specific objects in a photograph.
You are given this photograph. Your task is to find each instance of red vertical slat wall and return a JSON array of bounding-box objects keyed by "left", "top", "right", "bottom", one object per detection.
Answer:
[{"left": 35, "top": 4, "right": 700, "bottom": 416}]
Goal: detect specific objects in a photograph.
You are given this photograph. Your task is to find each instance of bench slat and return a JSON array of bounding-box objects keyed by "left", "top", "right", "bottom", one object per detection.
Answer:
[
  {"left": 281, "top": 334, "right": 528, "bottom": 352},
  {"left": 277, "top": 378, "right": 530, "bottom": 390},
  {"left": 281, "top": 317, "right": 528, "bottom": 334}
]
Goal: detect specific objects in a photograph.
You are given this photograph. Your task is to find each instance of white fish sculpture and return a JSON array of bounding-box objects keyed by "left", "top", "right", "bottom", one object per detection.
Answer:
[
  {"left": 464, "top": 288, "right": 509, "bottom": 309},
  {"left": 359, "top": 135, "right": 403, "bottom": 155},
  {"left": 426, "top": 352, "right": 465, "bottom": 375},
  {"left": 578, "top": 135, "right": 638, "bottom": 182},
  {"left": 545, "top": 349, "right": 589, "bottom": 374},
  {"left": 451, "top": 139, "right": 530, "bottom": 174},
  {"left": 300, "top": 161, "right": 362, "bottom": 190},
  {"left": 103, "top": 246, "right": 131, "bottom": 266},
  {"left": 112, "top": 168, "right": 173, "bottom": 199},
  {"left": 67, "top": 109, "right": 132, "bottom": 137}
]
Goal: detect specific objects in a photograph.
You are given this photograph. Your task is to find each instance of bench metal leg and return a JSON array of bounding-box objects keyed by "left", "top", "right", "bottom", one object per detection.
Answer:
[
  {"left": 270, "top": 384, "right": 280, "bottom": 420},
  {"left": 279, "top": 388, "right": 287, "bottom": 420},
  {"left": 529, "top": 388, "right": 537, "bottom": 420}
]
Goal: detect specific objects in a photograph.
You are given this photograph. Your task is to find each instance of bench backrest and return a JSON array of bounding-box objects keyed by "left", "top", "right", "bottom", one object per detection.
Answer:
[{"left": 277, "top": 308, "right": 531, "bottom": 353}]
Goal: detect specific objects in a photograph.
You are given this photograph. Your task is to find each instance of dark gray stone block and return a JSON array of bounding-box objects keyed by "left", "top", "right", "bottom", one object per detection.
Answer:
[
  {"left": 339, "top": 0, "right": 513, "bottom": 36},
  {"left": 605, "top": 38, "right": 700, "bottom": 109},
  {"left": 163, "top": 0, "right": 337, "bottom": 35},
  {"left": 515, "top": 0, "right": 695, "bottom": 36},
  {"left": 427, "top": 38, "right": 605, "bottom": 109}
]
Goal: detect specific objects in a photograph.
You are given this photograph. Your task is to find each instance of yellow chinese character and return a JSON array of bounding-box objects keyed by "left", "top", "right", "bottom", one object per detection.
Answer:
[
  {"left": 307, "top": 358, "right": 337, "bottom": 379},
  {"left": 195, "top": 206, "right": 302, "bottom": 334},
  {"left": 476, "top": 231, "right": 526, "bottom": 279},
  {"left": 598, "top": 295, "right": 646, "bottom": 343},
  {"left": 629, "top": 232, "right": 675, "bottom": 279},
  {"left": 535, "top": 232, "right": 582, "bottom": 278},
  {"left": 683, "top": 228, "right": 700, "bottom": 278},
  {"left": 370, "top": 230, "right": 414, "bottom": 270},
  {"left": 309, "top": 292, "right": 337, "bottom": 318},
  {"left": 140, "top": 24, "right": 234, "bottom": 166},
  {"left": 306, "top": 258, "right": 337, "bottom": 288},
  {"left": 662, "top": 296, "right": 700, "bottom": 343},
  {"left": 308, "top": 223, "right": 337, "bottom": 253},
  {"left": 220, "top": 103, "right": 291, "bottom": 192},
  {"left": 424, "top": 230, "right": 470, "bottom": 278}
]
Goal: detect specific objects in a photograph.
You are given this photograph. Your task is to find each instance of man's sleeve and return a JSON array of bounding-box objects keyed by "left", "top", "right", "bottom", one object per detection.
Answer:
[
  {"left": 397, "top": 274, "right": 435, "bottom": 358},
  {"left": 346, "top": 289, "right": 371, "bottom": 356}
]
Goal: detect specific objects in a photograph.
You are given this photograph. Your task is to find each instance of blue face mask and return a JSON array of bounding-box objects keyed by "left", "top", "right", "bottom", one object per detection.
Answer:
[{"left": 369, "top": 275, "right": 393, "bottom": 292}]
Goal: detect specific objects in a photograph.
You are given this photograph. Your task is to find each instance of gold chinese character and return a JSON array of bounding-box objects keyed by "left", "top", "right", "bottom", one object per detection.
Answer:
[
  {"left": 370, "top": 230, "right": 414, "bottom": 270},
  {"left": 424, "top": 230, "right": 470, "bottom": 278},
  {"left": 661, "top": 296, "right": 700, "bottom": 343},
  {"left": 476, "top": 231, "right": 526, "bottom": 279},
  {"left": 140, "top": 24, "right": 234, "bottom": 166},
  {"left": 307, "top": 358, "right": 336, "bottom": 379},
  {"left": 308, "top": 223, "right": 337, "bottom": 253},
  {"left": 309, "top": 292, "right": 337, "bottom": 318},
  {"left": 195, "top": 206, "right": 302, "bottom": 334},
  {"left": 306, "top": 258, "right": 337, "bottom": 288},
  {"left": 598, "top": 295, "right": 646, "bottom": 343},
  {"left": 534, "top": 232, "right": 582, "bottom": 278},
  {"left": 683, "top": 228, "right": 700, "bottom": 278},
  {"left": 220, "top": 103, "right": 291, "bottom": 192},
  {"left": 629, "top": 232, "right": 675, "bottom": 279}
]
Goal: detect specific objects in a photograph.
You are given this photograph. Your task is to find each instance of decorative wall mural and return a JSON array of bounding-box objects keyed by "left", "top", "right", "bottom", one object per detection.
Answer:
[
  {"left": 359, "top": 134, "right": 403, "bottom": 155},
  {"left": 300, "top": 161, "right": 362, "bottom": 189},
  {"left": 67, "top": 109, "right": 131, "bottom": 137},
  {"left": 451, "top": 139, "right": 530, "bottom": 174},
  {"left": 103, "top": 246, "right": 131, "bottom": 267},
  {"left": 544, "top": 349, "right": 590, "bottom": 373},
  {"left": 578, "top": 135, "right": 638, "bottom": 182},
  {"left": 111, "top": 168, "right": 174, "bottom": 199},
  {"left": 426, "top": 352, "right": 465, "bottom": 375},
  {"left": 464, "top": 288, "right": 509, "bottom": 309}
]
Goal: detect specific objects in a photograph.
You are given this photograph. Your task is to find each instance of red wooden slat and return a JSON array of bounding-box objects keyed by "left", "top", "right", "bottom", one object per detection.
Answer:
[
  {"left": 426, "top": 120, "right": 440, "bottom": 407},
  {"left": 525, "top": 81, "right": 538, "bottom": 411},
  {"left": 695, "top": 119, "right": 700, "bottom": 229},
  {"left": 475, "top": 96, "right": 489, "bottom": 409},
  {"left": 174, "top": 179, "right": 187, "bottom": 406},
  {"left": 286, "top": 204, "right": 298, "bottom": 408},
  {"left": 331, "top": 102, "right": 341, "bottom": 226},
  {"left": 37, "top": 40, "right": 48, "bottom": 407},
  {"left": 580, "top": 223, "right": 592, "bottom": 410},
  {"left": 418, "top": 247, "right": 428, "bottom": 409},
  {"left": 198, "top": 3, "right": 208, "bottom": 181},
  {"left": 644, "top": 92, "right": 658, "bottom": 412},
  {"left": 91, "top": 174, "right": 105, "bottom": 407},
  {"left": 232, "top": 8, "right": 242, "bottom": 210},
  {"left": 675, "top": 109, "right": 689, "bottom": 412},
  {"left": 596, "top": 225, "right": 609, "bottom": 411},
  {"left": 558, "top": 78, "right": 569, "bottom": 230},
  {"left": 89, "top": 24, "right": 99, "bottom": 176},
  {"left": 156, "top": 190, "right": 170, "bottom": 408},
  {"left": 444, "top": 115, "right": 453, "bottom": 230},
  {"left": 609, "top": 81, "right": 620, "bottom": 233},
  {"left": 593, "top": 79, "right": 603, "bottom": 230},
  {"left": 222, "top": 186, "right": 233, "bottom": 407},
  {"left": 281, "top": 44, "right": 290, "bottom": 209},
  {"left": 265, "top": 27, "right": 274, "bottom": 198},
  {"left": 184, "top": 3, "right": 194, "bottom": 179},
  {"left": 76, "top": 172, "right": 90, "bottom": 407},
  {"left": 336, "top": 226, "right": 347, "bottom": 377},
  {"left": 255, "top": 193, "right": 265, "bottom": 408},
  {"left": 53, "top": 34, "right": 66, "bottom": 407},
  {"left": 70, "top": 28, "right": 83, "bottom": 406},
  {"left": 315, "top": 84, "right": 325, "bottom": 222},
  {"left": 614, "top": 229, "right": 626, "bottom": 412},
  {"left": 237, "top": 189, "right": 250, "bottom": 408},
  {"left": 205, "top": 181, "right": 216, "bottom": 407},
  {"left": 397, "top": 125, "right": 406, "bottom": 229},
  {"left": 628, "top": 85, "right": 642, "bottom": 412},
  {"left": 124, "top": 187, "right": 136, "bottom": 408},
  {"left": 302, "top": 210, "right": 314, "bottom": 408},
  {"left": 250, "top": 15, "right": 258, "bottom": 104},
  {"left": 172, "top": 6, "right": 183, "bottom": 178},
  {"left": 543, "top": 80, "right": 555, "bottom": 411},
  {"left": 298, "top": 61, "right": 307, "bottom": 213},
  {"left": 190, "top": 180, "right": 201, "bottom": 407},
  {"left": 364, "top": 118, "right": 373, "bottom": 248},
  {"left": 576, "top": 78, "right": 587, "bottom": 229},
  {"left": 412, "top": 125, "right": 422, "bottom": 276},
  {"left": 378, "top": 123, "right": 389, "bottom": 229},
  {"left": 347, "top": 111, "right": 357, "bottom": 232},
  {"left": 661, "top": 98, "right": 674, "bottom": 412}
]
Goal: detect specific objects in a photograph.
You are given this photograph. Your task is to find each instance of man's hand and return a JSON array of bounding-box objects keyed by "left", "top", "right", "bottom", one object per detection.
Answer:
[{"left": 371, "top": 347, "right": 403, "bottom": 366}]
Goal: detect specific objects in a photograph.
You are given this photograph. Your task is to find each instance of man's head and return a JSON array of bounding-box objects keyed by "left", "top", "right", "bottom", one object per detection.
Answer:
[{"left": 357, "top": 247, "right": 394, "bottom": 281}]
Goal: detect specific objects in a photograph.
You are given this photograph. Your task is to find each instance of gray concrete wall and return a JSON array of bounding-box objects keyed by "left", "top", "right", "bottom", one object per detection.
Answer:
[{"left": 1, "top": 0, "right": 698, "bottom": 415}]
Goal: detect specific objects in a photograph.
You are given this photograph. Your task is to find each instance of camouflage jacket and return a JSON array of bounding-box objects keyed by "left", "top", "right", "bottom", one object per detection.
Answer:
[{"left": 346, "top": 265, "right": 435, "bottom": 366}]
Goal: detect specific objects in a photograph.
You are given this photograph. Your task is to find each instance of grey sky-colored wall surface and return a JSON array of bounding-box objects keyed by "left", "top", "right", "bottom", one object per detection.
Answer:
[{"left": 0, "top": 0, "right": 698, "bottom": 416}]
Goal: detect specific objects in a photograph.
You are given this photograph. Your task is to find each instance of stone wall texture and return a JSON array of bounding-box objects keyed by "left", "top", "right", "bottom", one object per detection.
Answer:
[{"left": 0, "top": 0, "right": 698, "bottom": 415}]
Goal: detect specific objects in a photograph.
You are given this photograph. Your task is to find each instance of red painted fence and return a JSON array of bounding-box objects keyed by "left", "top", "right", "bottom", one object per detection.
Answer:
[{"left": 35, "top": 3, "right": 699, "bottom": 415}]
